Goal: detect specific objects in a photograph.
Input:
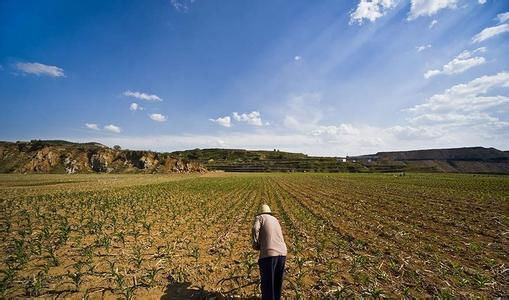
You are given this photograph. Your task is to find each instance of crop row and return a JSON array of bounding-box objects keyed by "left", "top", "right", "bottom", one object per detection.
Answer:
[{"left": 0, "top": 173, "right": 507, "bottom": 298}]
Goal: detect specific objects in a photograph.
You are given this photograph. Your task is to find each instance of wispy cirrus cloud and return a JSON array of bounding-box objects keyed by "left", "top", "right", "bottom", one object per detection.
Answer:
[
  {"left": 424, "top": 47, "right": 486, "bottom": 79},
  {"left": 473, "top": 23, "right": 509, "bottom": 43},
  {"left": 123, "top": 90, "right": 162, "bottom": 102},
  {"left": 311, "top": 124, "right": 360, "bottom": 137},
  {"left": 416, "top": 44, "right": 432, "bottom": 52},
  {"left": 170, "top": 0, "right": 195, "bottom": 12},
  {"left": 497, "top": 12, "right": 509, "bottom": 24},
  {"left": 15, "top": 62, "right": 64, "bottom": 77}
]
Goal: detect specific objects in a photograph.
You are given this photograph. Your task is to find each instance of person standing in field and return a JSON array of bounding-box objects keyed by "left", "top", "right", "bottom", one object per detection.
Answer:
[{"left": 252, "top": 204, "right": 287, "bottom": 300}]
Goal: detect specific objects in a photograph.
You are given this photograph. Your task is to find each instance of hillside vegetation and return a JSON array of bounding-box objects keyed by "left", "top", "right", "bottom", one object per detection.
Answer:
[
  {"left": 172, "top": 147, "right": 509, "bottom": 174},
  {"left": 1, "top": 140, "right": 509, "bottom": 174},
  {"left": 171, "top": 148, "right": 364, "bottom": 173},
  {"left": 0, "top": 140, "right": 205, "bottom": 174}
]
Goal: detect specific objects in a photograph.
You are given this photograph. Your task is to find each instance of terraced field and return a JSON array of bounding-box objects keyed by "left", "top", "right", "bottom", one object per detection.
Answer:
[{"left": 0, "top": 173, "right": 507, "bottom": 298}]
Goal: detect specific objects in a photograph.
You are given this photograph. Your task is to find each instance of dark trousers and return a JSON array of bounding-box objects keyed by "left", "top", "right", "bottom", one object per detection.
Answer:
[{"left": 258, "top": 256, "right": 286, "bottom": 300}]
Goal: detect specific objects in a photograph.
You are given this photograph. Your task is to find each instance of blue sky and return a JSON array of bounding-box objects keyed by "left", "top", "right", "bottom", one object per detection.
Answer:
[{"left": 1, "top": 0, "right": 508, "bottom": 156}]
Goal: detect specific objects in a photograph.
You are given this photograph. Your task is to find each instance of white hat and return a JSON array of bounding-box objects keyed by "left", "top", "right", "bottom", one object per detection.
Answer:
[{"left": 259, "top": 204, "right": 272, "bottom": 214}]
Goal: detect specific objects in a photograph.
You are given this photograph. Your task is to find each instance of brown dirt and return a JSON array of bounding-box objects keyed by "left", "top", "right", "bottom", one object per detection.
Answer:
[{"left": 0, "top": 173, "right": 507, "bottom": 298}]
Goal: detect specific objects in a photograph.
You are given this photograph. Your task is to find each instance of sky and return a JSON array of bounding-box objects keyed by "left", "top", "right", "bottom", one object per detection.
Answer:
[{"left": 1, "top": 0, "right": 509, "bottom": 156}]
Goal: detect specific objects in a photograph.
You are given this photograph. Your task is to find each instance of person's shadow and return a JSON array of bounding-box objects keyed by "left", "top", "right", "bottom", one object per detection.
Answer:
[
  {"left": 160, "top": 281, "right": 260, "bottom": 300},
  {"left": 160, "top": 282, "right": 214, "bottom": 299}
]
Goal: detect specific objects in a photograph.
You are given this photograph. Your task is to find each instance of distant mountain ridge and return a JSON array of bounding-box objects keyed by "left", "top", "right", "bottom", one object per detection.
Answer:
[
  {"left": 1, "top": 140, "right": 508, "bottom": 174},
  {"left": 372, "top": 147, "right": 509, "bottom": 161},
  {"left": 172, "top": 146, "right": 509, "bottom": 174}
]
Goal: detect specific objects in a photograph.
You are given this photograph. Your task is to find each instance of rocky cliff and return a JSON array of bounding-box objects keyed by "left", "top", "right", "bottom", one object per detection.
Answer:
[{"left": 0, "top": 140, "right": 206, "bottom": 174}]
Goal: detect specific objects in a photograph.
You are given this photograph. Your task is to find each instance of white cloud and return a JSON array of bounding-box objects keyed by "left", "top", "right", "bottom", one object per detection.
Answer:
[
  {"left": 416, "top": 44, "right": 432, "bottom": 52},
  {"left": 410, "top": 72, "right": 509, "bottom": 113},
  {"left": 79, "top": 133, "right": 328, "bottom": 154},
  {"left": 281, "top": 75, "right": 509, "bottom": 154},
  {"left": 311, "top": 124, "right": 360, "bottom": 136},
  {"left": 209, "top": 116, "right": 232, "bottom": 127},
  {"left": 423, "top": 70, "right": 441, "bottom": 78},
  {"left": 283, "top": 116, "right": 302, "bottom": 131},
  {"left": 429, "top": 19, "right": 438, "bottom": 29},
  {"left": 123, "top": 90, "right": 162, "bottom": 102},
  {"left": 306, "top": 73, "right": 509, "bottom": 153},
  {"left": 129, "top": 103, "right": 143, "bottom": 111},
  {"left": 282, "top": 93, "right": 324, "bottom": 133},
  {"left": 408, "top": 72, "right": 509, "bottom": 129},
  {"left": 478, "top": 0, "right": 486, "bottom": 4},
  {"left": 496, "top": 12, "right": 509, "bottom": 24},
  {"left": 408, "top": 0, "right": 458, "bottom": 20},
  {"left": 76, "top": 120, "right": 508, "bottom": 156},
  {"left": 149, "top": 113, "right": 167, "bottom": 122},
  {"left": 424, "top": 47, "right": 486, "bottom": 79},
  {"left": 232, "top": 111, "right": 266, "bottom": 126},
  {"left": 76, "top": 73, "right": 509, "bottom": 156},
  {"left": 284, "top": 95, "right": 445, "bottom": 151},
  {"left": 15, "top": 62, "right": 64, "bottom": 77},
  {"left": 85, "top": 123, "right": 99, "bottom": 130},
  {"left": 387, "top": 125, "right": 441, "bottom": 139},
  {"left": 294, "top": 56, "right": 302, "bottom": 61},
  {"left": 209, "top": 111, "right": 267, "bottom": 128},
  {"left": 473, "top": 23, "right": 509, "bottom": 43},
  {"left": 104, "top": 124, "right": 121, "bottom": 133},
  {"left": 349, "top": 0, "right": 397, "bottom": 25},
  {"left": 170, "top": 0, "right": 195, "bottom": 12}
]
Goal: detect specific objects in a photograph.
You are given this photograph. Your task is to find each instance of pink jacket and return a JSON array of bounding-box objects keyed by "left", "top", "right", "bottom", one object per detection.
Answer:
[{"left": 252, "top": 214, "right": 287, "bottom": 258}]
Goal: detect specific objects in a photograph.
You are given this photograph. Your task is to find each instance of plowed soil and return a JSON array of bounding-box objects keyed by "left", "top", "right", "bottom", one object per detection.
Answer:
[{"left": 0, "top": 173, "right": 507, "bottom": 298}]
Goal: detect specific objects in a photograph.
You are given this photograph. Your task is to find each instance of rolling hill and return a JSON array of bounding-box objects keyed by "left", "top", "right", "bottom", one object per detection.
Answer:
[
  {"left": 172, "top": 146, "right": 509, "bottom": 174},
  {"left": 1, "top": 140, "right": 508, "bottom": 174}
]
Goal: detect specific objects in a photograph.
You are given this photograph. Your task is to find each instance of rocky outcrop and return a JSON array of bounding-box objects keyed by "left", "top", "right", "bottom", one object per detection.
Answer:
[
  {"left": 21, "top": 146, "right": 61, "bottom": 172},
  {"left": 0, "top": 140, "right": 206, "bottom": 174}
]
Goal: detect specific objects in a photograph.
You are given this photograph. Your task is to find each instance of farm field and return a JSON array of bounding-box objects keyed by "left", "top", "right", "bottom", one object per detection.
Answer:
[{"left": 0, "top": 173, "right": 508, "bottom": 299}]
